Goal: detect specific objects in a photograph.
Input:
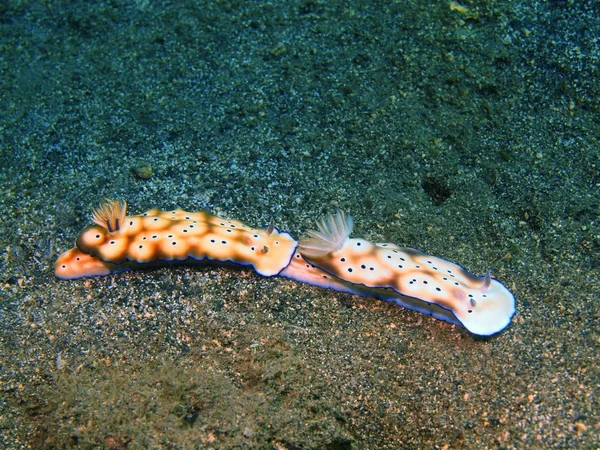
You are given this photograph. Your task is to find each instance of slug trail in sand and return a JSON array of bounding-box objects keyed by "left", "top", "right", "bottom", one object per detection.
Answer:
[{"left": 55, "top": 201, "right": 515, "bottom": 336}]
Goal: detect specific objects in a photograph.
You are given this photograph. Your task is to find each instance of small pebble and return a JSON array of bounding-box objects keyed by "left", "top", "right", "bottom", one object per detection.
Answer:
[{"left": 133, "top": 161, "right": 153, "bottom": 180}]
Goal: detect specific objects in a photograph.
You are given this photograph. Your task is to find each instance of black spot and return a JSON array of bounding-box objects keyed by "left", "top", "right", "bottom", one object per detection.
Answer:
[
  {"left": 422, "top": 176, "right": 453, "bottom": 206},
  {"left": 251, "top": 247, "right": 255, "bottom": 251},
  {"left": 76, "top": 257, "right": 80, "bottom": 260},
  {"left": 226, "top": 229, "right": 232, "bottom": 233},
  {"left": 139, "top": 245, "right": 143, "bottom": 249},
  {"left": 221, "top": 240, "right": 227, "bottom": 244},
  {"left": 172, "top": 242, "right": 177, "bottom": 245},
  {"left": 435, "top": 287, "right": 441, "bottom": 291},
  {"left": 152, "top": 235, "right": 158, "bottom": 239},
  {"left": 467, "top": 310, "right": 473, "bottom": 313},
  {"left": 387, "top": 255, "right": 392, "bottom": 259},
  {"left": 356, "top": 242, "right": 361, "bottom": 246},
  {"left": 295, "top": 254, "right": 300, "bottom": 258},
  {"left": 210, "top": 239, "right": 216, "bottom": 243},
  {"left": 340, "top": 257, "right": 346, "bottom": 262},
  {"left": 323, "top": 275, "right": 329, "bottom": 279},
  {"left": 253, "top": 234, "right": 259, "bottom": 238},
  {"left": 62, "top": 264, "right": 66, "bottom": 268},
  {"left": 369, "top": 267, "right": 374, "bottom": 271},
  {"left": 190, "top": 225, "right": 194, "bottom": 228},
  {"left": 185, "top": 216, "right": 190, "bottom": 219},
  {"left": 398, "top": 265, "right": 403, "bottom": 268},
  {"left": 110, "top": 241, "right": 115, "bottom": 244},
  {"left": 423, "top": 280, "right": 428, "bottom": 284},
  {"left": 96, "top": 234, "right": 101, "bottom": 239},
  {"left": 347, "top": 268, "right": 353, "bottom": 272},
  {"left": 153, "top": 218, "right": 159, "bottom": 222},
  {"left": 415, "top": 265, "right": 421, "bottom": 268},
  {"left": 168, "top": 234, "right": 173, "bottom": 238},
  {"left": 183, "top": 230, "right": 188, "bottom": 233},
  {"left": 361, "top": 264, "right": 366, "bottom": 269},
  {"left": 129, "top": 221, "right": 133, "bottom": 226}
]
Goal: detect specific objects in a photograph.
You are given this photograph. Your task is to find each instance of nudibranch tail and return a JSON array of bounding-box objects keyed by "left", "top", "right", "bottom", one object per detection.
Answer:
[
  {"left": 55, "top": 247, "right": 131, "bottom": 279},
  {"left": 298, "top": 210, "right": 353, "bottom": 258},
  {"left": 92, "top": 200, "right": 127, "bottom": 233}
]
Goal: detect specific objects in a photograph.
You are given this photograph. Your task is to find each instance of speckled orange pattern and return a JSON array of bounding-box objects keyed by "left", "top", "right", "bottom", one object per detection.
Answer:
[
  {"left": 299, "top": 238, "right": 515, "bottom": 336},
  {"left": 56, "top": 205, "right": 297, "bottom": 279},
  {"left": 55, "top": 202, "right": 515, "bottom": 336},
  {"left": 296, "top": 210, "right": 515, "bottom": 336},
  {"left": 54, "top": 247, "right": 115, "bottom": 279}
]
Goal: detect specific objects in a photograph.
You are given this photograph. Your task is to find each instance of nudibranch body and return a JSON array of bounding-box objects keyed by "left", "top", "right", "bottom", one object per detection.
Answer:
[
  {"left": 55, "top": 201, "right": 297, "bottom": 280},
  {"left": 55, "top": 201, "right": 516, "bottom": 336},
  {"left": 296, "top": 211, "right": 516, "bottom": 336}
]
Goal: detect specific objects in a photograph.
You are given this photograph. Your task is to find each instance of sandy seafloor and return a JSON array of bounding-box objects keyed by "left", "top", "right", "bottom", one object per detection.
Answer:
[{"left": 0, "top": 0, "right": 599, "bottom": 448}]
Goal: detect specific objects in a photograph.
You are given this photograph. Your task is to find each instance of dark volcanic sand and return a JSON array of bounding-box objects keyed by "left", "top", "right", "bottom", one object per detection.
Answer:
[{"left": 0, "top": 1, "right": 598, "bottom": 448}]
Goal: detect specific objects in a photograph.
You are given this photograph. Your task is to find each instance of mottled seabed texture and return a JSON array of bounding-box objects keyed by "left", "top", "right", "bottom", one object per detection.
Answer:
[{"left": 0, "top": 0, "right": 598, "bottom": 449}]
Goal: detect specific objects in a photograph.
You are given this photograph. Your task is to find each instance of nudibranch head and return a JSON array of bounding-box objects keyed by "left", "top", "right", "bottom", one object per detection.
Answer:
[{"left": 92, "top": 200, "right": 128, "bottom": 234}]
